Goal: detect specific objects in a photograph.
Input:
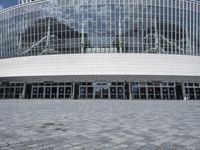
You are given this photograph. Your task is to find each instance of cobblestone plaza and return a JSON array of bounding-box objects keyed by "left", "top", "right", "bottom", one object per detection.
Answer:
[{"left": 0, "top": 100, "right": 200, "bottom": 150}]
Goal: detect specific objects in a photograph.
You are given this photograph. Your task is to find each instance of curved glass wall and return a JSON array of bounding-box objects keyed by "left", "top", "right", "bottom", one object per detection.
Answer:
[{"left": 0, "top": 0, "right": 200, "bottom": 59}]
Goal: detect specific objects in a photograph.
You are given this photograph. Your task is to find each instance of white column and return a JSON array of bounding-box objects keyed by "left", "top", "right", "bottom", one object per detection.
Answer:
[
  {"left": 129, "top": 82, "right": 132, "bottom": 100},
  {"left": 182, "top": 82, "right": 186, "bottom": 100},
  {"left": 22, "top": 82, "right": 26, "bottom": 99}
]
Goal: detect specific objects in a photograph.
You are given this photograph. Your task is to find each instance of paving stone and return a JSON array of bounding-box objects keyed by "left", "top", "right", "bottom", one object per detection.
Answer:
[
  {"left": 123, "top": 144, "right": 145, "bottom": 150},
  {"left": 151, "top": 136, "right": 175, "bottom": 146},
  {"left": 138, "top": 144, "right": 158, "bottom": 150},
  {"left": 157, "top": 142, "right": 176, "bottom": 150},
  {"left": 0, "top": 100, "right": 199, "bottom": 149}
]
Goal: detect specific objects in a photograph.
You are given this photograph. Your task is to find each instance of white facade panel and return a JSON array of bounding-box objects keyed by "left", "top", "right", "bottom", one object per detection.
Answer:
[{"left": 0, "top": 53, "right": 199, "bottom": 78}]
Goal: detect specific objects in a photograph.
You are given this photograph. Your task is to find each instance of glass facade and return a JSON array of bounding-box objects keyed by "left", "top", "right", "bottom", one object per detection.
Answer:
[
  {"left": 0, "top": 0, "right": 200, "bottom": 59},
  {"left": 0, "top": 81, "right": 200, "bottom": 100}
]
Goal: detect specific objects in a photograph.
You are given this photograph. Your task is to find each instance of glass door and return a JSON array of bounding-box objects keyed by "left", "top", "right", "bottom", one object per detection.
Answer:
[
  {"left": 58, "top": 87, "right": 64, "bottom": 99},
  {"left": 117, "top": 86, "right": 124, "bottom": 99},
  {"left": 148, "top": 87, "right": 154, "bottom": 99},
  {"left": 162, "top": 87, "right": 168, "bottom": 100},
  {"left": 32, "top": 87, "right": 38, "bottom": 99},
  {"left": 169, "top": 87, "right": 175, "bottom": 99},
  {"left": 189, "top": 88, "right": 195, "bottom": 100},
  {"left": 110, "top": 87, "right": 116, "bottom": 99},
  {"left": 10, "top": 88, "right": 14, "bottom": 99},
  {"left": 38, "top": 87, "right": 44, "bottom": 99},
  {"left": 51, "top": 87, "right": 57, "bottom": 99},
  {"left": 65, "top": 86, "right": 72, "bottom": 99},
  {"left": 45, "top": 87, "right": 51, "bottom": 99},
  {"left": 0, "top": 88, "right": 4, "bottom": 99},
  {"left": 196, "top": 88, "right": 200, "bottom": 99},
  {"left": 93, "top": 82, "right": 111, "bottom": 99},
  {"left": 132, "top": 87, "right": 139, "bottom": 99},
  {"left": 155, "top": 87, "right": 161, "bottom": 99},
  {"left": 94, "top": 87, "right": 101, "bottom": 99},
  {"left": 87, "top": 87, "right": 93, "bottom": 99},
  {"left": 15, "top": 88, "right": 21, "bottom": 98},
  {"left": 102, "top": 87, "right": 109, "bottom": 99},
  {"left": 80, "top": 86, "right": 86, "bottom": 99},
  {"left": 140, "top": 87, "right": 146, "bottom": 99}
]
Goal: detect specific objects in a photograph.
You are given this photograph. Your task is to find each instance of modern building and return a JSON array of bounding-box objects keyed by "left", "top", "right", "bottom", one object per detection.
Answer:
[{"left": 0, "top": 0, "right": 200, "bottom": 100}]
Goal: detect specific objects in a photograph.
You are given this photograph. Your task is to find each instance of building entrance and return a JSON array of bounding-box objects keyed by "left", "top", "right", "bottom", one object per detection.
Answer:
[
  {"left": 131, "top": 82, "right": 177, "bottom": 100},
  {"left": 79, "top": 82, "right": 126, "bottom": 99},
  {"left": 93, "top": 82, "right": 110, "bottom": 99},
  {"left": 184, "top": 83, "right": 200, "bottom": 100},
  {"left": 31, "top": 82, "right": 72, "bottom": 99},
  {"left": 79, "top": 82, "right": 93, "bottom": 99},
  {"left": 0, "top": 83, "right": 24, "bottom": 99}
]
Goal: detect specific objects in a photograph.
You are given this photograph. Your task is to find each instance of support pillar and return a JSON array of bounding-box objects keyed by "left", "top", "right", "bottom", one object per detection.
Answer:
[
  {"left": 43, "top": 86, "right": 45, "bottom": 99},
  {"left": 146, "top": 86, "right": 148, "bottom": 100},
  {"left": 193, "top": 85, "right": 197, "bottom": 100},
  {"left": 56, "top": 86, "right": 59, "bottom": 99},
  {"left": 174, "top": 86, "right": 177, "bottom": 100},
  {"left": 108, "top": 82, "right": 111, "bottom": 100},
  {"left": 160, "top": 86, "right": 163, "bottom": 100},
  {"left": 72, "top": 82, "right": 75, "bottom": 99},
  {"left": 123, "top": 81, "right": 126, "bottom": 100},
  {"left": 129, "top": 82, "right": 132, "bottom": 100},
  {"left": 22, "top": 82, "right": 26, "bottom": 99},
  {"left": 182, "top": 82, "right": 186, "bottom": 100},
  {"left": 3, "top": 87, "right": 5, "bottom": 99},
  {"left": 13, "top": 87, "right": 16, "bottom": 99},
  {"left": 168, "top": 87, "right": 170, "bottom": 100}
]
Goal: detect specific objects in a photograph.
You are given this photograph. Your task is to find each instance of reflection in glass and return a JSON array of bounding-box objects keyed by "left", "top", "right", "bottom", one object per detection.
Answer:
[{"left": 0, "top": 0, "right": 200, "bottom": 58}]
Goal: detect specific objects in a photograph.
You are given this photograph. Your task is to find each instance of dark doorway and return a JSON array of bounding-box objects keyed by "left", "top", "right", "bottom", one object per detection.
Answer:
[
  {"left": 125, "top": 82, "right": 129, "bottom": 99},
  {"left": 176, "top": 83, "right": 183, "bottom": 100},
  {"left": 26, "top": 84, "right": 32, "bottom": 99},
  {"left": 74, "top": 83, "right": 79, "bottom": 99}
]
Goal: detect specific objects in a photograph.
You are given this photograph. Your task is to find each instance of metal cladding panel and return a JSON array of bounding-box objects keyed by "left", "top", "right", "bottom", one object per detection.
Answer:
[{"left": 0, "top": 53, "right": 199, "bottom": 81}]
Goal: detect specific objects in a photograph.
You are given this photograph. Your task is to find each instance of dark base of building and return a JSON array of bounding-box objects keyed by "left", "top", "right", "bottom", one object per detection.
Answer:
[{"left": 0, "top": 81, "right": 199, "bottom": 100}]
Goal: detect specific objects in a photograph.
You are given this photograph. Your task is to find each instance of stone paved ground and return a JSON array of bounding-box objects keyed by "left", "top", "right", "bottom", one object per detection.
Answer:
[{"left": 0, "top": 100, "right": 200, "bottom": 150}]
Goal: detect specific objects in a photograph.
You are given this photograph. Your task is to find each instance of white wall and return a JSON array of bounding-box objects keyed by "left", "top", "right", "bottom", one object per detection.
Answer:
[{"left": 0, "top": 53, "right": 199, "bottom": 82}]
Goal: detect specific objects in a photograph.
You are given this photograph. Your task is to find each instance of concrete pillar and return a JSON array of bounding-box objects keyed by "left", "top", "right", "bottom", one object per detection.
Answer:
[
  {"left": 56, "top": 86, "right": 59, "bottom": 99},
  {"left": 43, "top": 86, "right": 45, "bottom": 99},
  {"left": 108, "top": 82, "right": 111, "bottom": 100},
  {"left": 160, "top": 86, "right": 163, "bottom": 100},
  {"left": 31, "top": 86, "right": 33, "bottom": 99},
  {"left": 129, "top": 82, "right": 132, "bottom": 100},
  {"left": 174, "top": 86, "right": 177, "bottom": 100},
  {"left": 182, "top": 82, "right": 186, "bottom": 100},
  {"left": 22, "top": 82, "right": 26, "bottom": 99},
  {"left": 3, "top": 87, "right": 5, "bottom": 99},
  {"left": 123, "top": 82, "right": 125, "bottom": 100},
  {"left": 168, "top": 87, "right": 170, "bottom": 100},
  {"left": 194, "top": 87, "right": 197, "bottom": 100},
  {"left": 72, "top": 82, "right": 75, "bottom": 99},
  {"left": 12, "top": 87, "right": 15, "bottom": 99},
  {"left": 146, "top": 86, "right": 148, "bottom": 100}
]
